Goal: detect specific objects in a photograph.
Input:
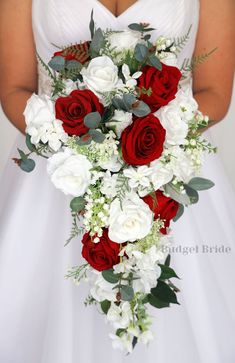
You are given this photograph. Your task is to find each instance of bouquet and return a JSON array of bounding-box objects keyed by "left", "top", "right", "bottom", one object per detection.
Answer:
[{"left": 14, "top": 13, "right": 216, "bottom": 353}]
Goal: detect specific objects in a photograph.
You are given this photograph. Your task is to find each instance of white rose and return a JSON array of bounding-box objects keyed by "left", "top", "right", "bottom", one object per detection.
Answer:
[
  {"left": 156, "top": 104, "right": 188, "bottom": 145},
  {"left": 80, "top": 56, "right": 120, "bottom": 94},
  {"left": 24, "top": 93, "right": 55, "bottom": 127},
  {"left": 108, "top": 192, "right": 153, "bottom": 243},
  {"left": 47, "top": 148, "right": 92, "bottom": 196},
  {"left": 107, "top": 29, "right": 142, "bottom": 53},
  {"left": 106, "top": 110, "right": 133, "bottom": 138}
]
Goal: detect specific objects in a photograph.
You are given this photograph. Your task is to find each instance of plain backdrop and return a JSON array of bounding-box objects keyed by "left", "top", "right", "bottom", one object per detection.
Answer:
[{"left": 0, "top": 82, "right": 235, "bottom": 189}]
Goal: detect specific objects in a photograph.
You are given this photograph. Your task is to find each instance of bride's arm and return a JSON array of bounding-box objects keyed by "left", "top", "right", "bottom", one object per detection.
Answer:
[
  {"left": 193, "top": 0, "right": 235, "bottom": 129},
  {"left": 0, "top": 0, "right": 37, "bottom": 134}
]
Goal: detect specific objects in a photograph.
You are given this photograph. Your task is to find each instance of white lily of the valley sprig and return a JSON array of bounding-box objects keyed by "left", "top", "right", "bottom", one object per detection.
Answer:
[{"left": 122, "top": 64, "right": 142, "bottom": 88}]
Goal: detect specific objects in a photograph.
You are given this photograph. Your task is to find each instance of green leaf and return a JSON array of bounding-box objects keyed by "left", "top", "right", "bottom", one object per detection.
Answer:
[
  {"left": 17, "top": 148, "right": 28, "bottom": 161},
  {"left": 132, "top": 337, "right": 138, "bottom": 350},
  {"left": 70, "top": 197, "right": 86, "bottom": 213},
  {"left": 159, "top": 264, "right": 180, "bottom": 280},
  {"left": 101, "top": 300, "right": 111, "bottom": 314},
  {"left": 48, "top": 56, "right": 66, "bottom": 71},
  {"left": 102, "top": 269, "right": 119, "bottom": 284},
  {"left": 89, "top": 129, "right": 105, "bottom": 143},
  {"left": 20, "top": 158, "right": 36, "bottom": 173},
  {"left": 164, "top": 184, "right": 191, "bottom": 205},
  {"left": 134, "top": 43, "right": 148, "bottom": 62},
  {"left": 121, "top": 286, "right": 134, "bottom": 301},
  {"left": 184, "top": 185, "right": 199, "bottom": 204},
  {"left": 165, "top": 254, "right": 171, "bottom": 267},
  {"left": 25, "top": 134, "right": 36, "bottom": 152},
  {"left": 90, "top": 28, "right": 104, "bottom": 56},
  {"left": 148, "top": 54, "right": 162, "bottom": 70},
  {"left": 148, "top": 294, "right": 170, "bottom": 309},
  {"left": 89, "top": 9, "right": 95, "bottom": 39},
  {"left": 123, "top": 94, "right": 136, "bottom": 109},
  {"left": 173, "top": 204, "right": 184, "bottom": 222},
  {"left": 188, "top": 177, "right": 215, "bottom": 191},
  {"left": 84, "top": 112, "right": 101, "bottom": 129},
  {"left": 101, "top": 107, "right": 115, "bottom": 123},
  {"left": 66, "top": 60, "right": 82, "bottom": 70},
  {"left": 131, "top": 101, "right": 151, "bottom": 117},
  {"left": 116, "top": 328, "right": 126, "bottom": 337},
  {"left": 151, "top": 281, "right": 179, "bottom": 305},
  {"left": 128, "top": 23, "right": 143, "bottom": 32},
  {"left": 76, "top": 134, "right": 92, "bottom": 146}
]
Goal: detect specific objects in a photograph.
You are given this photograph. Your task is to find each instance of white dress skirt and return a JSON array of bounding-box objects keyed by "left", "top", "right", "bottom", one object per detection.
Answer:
[{"left": 0, "top": 0, "right": 235, "bottom": 362}]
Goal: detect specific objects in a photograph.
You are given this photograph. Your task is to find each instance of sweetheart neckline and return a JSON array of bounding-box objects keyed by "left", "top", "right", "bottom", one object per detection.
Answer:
[{"left": 93, "top": 0, "right": 141, "bottom": 19}]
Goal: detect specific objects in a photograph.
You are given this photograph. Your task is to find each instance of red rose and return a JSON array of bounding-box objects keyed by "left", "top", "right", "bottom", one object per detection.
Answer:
[
  {"left": 138, "top": 64, "right": 181, "bottom": 112},
  {"left": 82, "top": 230, "right": 120, "bottom": 272},
  {"left": 55, "top": 89, "right": 103, "bottom": 136},
  {"left": 143, "top": 190, "right": 179, "bottom": 234},
  {"left": 121, "top": 114, "right": 166, "bottom": 166},
  {"left": 54, "top": 41, "right": 90, "bottom": 64}
]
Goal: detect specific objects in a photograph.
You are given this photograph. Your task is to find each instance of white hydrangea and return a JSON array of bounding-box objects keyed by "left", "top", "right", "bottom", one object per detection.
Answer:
[
  {"left": 24, "top": 93, "right": 68, "bottom": 151},
  {"left": 106, "top": 109, "right": 133, "bottom": 138},
  {"left": 148, "top": 159, "right": 174, "bottom": 191},
  {"left": 100, "top": 171, "right": 118, "bottom": 198},
  {"left": 107, "top": 302, "right": 132, "bottom": 329},
  {"left": 123, "top": 165, "right": 152, "bottom": 191},
  {"left": 89, "top": 271, "right": 117, "bottom": 302},
  {"left": 110, "top": 332, "right": 133, "bottom": 354},
  {"left": 47, "top": 148, "right": 92, "bottom": 196},
  {"left": 167, "top": 146, "right": 195, "bottom": 183},
  {"left": 108, "top": 192, "right": 153, "bottom": 243},
  {"left": 170, "top": 87, "right": 198, "bottom": 122}
]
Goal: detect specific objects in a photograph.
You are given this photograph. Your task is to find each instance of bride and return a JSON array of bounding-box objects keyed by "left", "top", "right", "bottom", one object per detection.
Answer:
[{"left": 0, "top": 0, "right": 234, "bottom": 362}]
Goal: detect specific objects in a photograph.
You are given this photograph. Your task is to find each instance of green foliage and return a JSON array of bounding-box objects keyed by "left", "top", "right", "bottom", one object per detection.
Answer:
[
  {"left": 70, "top": 197, "right": 86, "bottom": 213},
  {"left": 173, "top": 25, "right": 192, "bottom": 54},
  {"left": 181, "top": 48, "right": 217, "bottom": 74},
  {"left": 26, "top": 134, "right": 36, "bottom": 152},
  {"left": 65, "top": 212, "right": 84, "bottom": 246},
  {"left": 164, "top": 183, "right": 191, "bottom": 205},
  {"left": 84, "top": 112, "right": 102, "bottom": 129},
  {"left": 159, "top": 264, "right": 179, "bottom": 280},
  {"left": 128, "top": 23, "right": 155, "bottom": 33},
  {"left": 131, "top": 101, "right": 151, "bottom": 117},
  {"left": 88, "top": 129, "right": 106, "bottom": 143},
  {"left": 20, "top": 158, "right": 36, "bottom": 173},
  {"left": 121, "top": 286, "right": 134, "bottom": 301},
  {"left": 184, "top": 185, "right": 199, "bottom": 204},
  {"left": 36, "top": 52, "right": 54, "bottom": 80},
  {"left": 102, "top": 269, "right": 120, "bottom": 284},
  {"left": 188, "top": 177, "right": 215, "bottom": 191},
  {"left": 89, "top": 10, "right": 95, "bottom": 39},
  {"left": 90, "top": 28, "right": 105, "bottom": 57},
  {"left": 151, "top": 280, "right": 179, "bottom": 305},
  {"left": 173, "top": 203, "right": 184, "bottom": 222},
  {"left": 101, "top": 300, "right": 111, "bottom": 314},
  {"left": 148, "top": 54, "right": 162, "bottom": 70},
  {"left": 134, "top": 44, "right": 148, "bottom": 62},
  {"left": 48, "top": 56, "right": 65, "bottom": 71},
  {"left": 116, "top": 174, "right": 131, "bottom": 205}
]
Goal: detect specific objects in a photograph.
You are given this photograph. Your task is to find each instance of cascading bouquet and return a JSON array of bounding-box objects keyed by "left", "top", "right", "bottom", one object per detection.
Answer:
[{"left": 14, "top": 13, "right": 216, "bottom": 353}]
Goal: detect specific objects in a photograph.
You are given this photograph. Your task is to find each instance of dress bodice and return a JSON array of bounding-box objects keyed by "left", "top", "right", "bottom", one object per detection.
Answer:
[{"left": 32, "top": 0, "right": 200, "bottom": 66}]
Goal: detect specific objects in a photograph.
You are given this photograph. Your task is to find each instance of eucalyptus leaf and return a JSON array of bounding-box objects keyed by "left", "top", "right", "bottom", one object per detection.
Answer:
[
  {"left": 84, "top": 112, "right": 101, "bottom": 129},
  {"left": 148, "top": 294, "right": 170, "bottom": 309},
  {"left": 17, "top": 148, "right": 28, "bottom": 161},
  {"left": 165, "top": 254, "right": 171, "bottom": 267},
  {"left": 159, "top": 264, "right": 180, "bottom": 280},
  {"left": 48, "top": 56, "right": 65, "bottom": 71},
  {"left": 128, "top": 23, "right": 143, "bottom": 32},
  {"left": 101, "top": 300, "right": 111, "bottom": 314},
  {"left": 70, "top": 197, "right": 86, "bottom": 213},
  {"left": 90, "top": 28, "right": 104, "bottom": 56},
  {"left": 131, "top": 101, "right": 151, "bottom": 117},
  {"left": 173, "top": 204, "right": 184, "bottom": 222},
  {"left": 123, "top": 94, "right": 136, "bottom": 109},
  {"left": 102, "top": 269, "right": 119, "bottom": 284},
  {"left": 20, "top": 158, "right": 36, "bottom": 173},
  {"left": 89, "top": 129, "right": 106, "bottom": 143},
  {"left": 25, "top": 134, "right": 36, "bottom": 152},
  {"left": 188, "top": 177, "right": 215, "bottom": 191},
  {"left": 148, "top": 54, "right": 162, "bottom": 70},
  {"left": 66, "top": 60, "right": 82, "bottom": 70},
  {"left": 121, "top": 285, "right": 134, "bottom": 301},
  {"left": 89, "top": 9, "right": 95, "bottom": 39},
  {"left": 76, "top": 134, "right": 92, "bottom": 146},
  {"left": 151, "top": 281, "right": 179, "bottom": 305},
  {"left": 134, "top": 43, "right": 148, "bottom": 62},
  {"left": 184, "top": 185, "right": 199, "bottom": 204},
  {"left": 164, "top": 183, "right": 191, "bottom": 205}
]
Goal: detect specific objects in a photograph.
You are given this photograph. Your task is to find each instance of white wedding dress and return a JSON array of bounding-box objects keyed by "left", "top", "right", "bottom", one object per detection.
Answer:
[{"left": 0, "top": 0, "right": 235, "bottom": 362}]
